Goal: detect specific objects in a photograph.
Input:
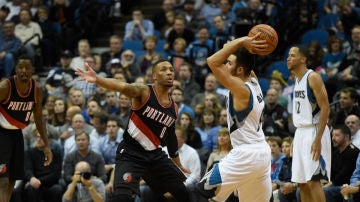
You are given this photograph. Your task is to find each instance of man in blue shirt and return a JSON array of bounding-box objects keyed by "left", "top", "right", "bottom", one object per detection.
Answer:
[{"left": 0, "top": 21, "right": 21, "bottom": 78}]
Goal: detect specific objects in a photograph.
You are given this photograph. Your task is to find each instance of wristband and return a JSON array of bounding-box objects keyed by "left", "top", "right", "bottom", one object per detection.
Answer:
[{"left": 88, "top": 185, "right": 94, "bottom": 190}]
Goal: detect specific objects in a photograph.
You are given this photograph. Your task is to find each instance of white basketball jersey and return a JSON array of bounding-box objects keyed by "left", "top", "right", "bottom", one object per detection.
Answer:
[
  {"left": 292, "top": 69, "right": 320, "bottom": 127},
  {"left": 227, "top": 77, "right": 266, "bottom": 147}
]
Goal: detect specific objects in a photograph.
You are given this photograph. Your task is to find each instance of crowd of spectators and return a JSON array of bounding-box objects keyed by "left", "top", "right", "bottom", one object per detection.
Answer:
[{"left": 1, "top": 0, "right": 360, "bottom": 201}]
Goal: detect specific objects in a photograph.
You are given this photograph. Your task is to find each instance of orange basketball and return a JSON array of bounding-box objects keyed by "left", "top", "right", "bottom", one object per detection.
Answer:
[{"left": 248, "top": 24, "right": 278, "bottom": 56}]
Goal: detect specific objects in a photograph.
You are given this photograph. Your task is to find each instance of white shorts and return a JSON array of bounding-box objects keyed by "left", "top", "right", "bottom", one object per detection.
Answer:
[
  {"left": 291, "top": 126, "right": 331, "bottom": 183},
  {"left": 203, "top": 141, "right": 272, "bottom": 202}
]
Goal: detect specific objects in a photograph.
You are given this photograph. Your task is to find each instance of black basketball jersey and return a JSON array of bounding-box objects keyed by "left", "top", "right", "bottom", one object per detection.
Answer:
[
  {"left": 0, "top": 76, "right": 37, "bottom": 129},
  {"left": 123, "top": 84, "right": 178, "bottom": 156}
]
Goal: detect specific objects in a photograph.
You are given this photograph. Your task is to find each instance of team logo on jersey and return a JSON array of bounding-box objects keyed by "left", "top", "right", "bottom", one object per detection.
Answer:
[
  {"left": 0, "top": 164, "right": 7, "bottom": 175},
  {"left": 123, "top": 172, "right": 133, "bottom": 183}
]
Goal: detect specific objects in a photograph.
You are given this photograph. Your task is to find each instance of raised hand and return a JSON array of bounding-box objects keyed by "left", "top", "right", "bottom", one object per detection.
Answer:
[{"left": 75, "top": 62, "right": 97, "bottom": 83}]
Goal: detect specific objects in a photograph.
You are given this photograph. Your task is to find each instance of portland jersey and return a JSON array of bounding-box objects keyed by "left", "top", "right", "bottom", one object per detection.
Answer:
[
  {"left": 292, "top": 70, "right": 320, "bottom": 128},
  {"left": 0, "top": 76, "right": 37, "bottom": 129},
  {"left": 227, "top": 77, "right": 266, "bottom": 147},
  {"left": 123, "top": 85, "right": 177, "bottom": 152}
]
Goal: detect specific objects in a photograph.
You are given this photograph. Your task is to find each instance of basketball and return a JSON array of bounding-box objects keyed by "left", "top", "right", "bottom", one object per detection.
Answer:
[{"left": 248, "top": 24, "right": 278, "bottom": 56}]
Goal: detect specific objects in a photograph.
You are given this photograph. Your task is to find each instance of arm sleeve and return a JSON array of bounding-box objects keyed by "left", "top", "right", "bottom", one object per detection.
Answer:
[
  {"left": 350, "top": 154, "right": 360, "bottom": 186},
  {"left": 165, "top": 129, "right": 179, "bottom": 158}
]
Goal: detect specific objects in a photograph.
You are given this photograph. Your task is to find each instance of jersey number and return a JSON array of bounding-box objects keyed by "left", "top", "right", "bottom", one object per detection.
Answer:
[
  {"left": 25, "top": 111, "right": 33, "bottom": 122},
  {"left": 295, "top": 101, "right": 300, "bottom": 114}
]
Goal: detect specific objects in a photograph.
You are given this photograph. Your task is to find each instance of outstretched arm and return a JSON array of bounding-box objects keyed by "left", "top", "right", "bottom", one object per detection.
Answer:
[{"left": 75, "top": 63, "right": 147, "bottom": 99}]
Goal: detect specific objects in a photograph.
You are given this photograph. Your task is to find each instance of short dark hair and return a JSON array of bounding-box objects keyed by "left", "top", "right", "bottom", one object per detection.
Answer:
[
  {"left": 333, "top": 125, "right": 351, "bottom": 137},
  {"left": 75, "top": 131, "right": 90, "bottom": 141},
  {"left": 92, "top": 111, "right": 109, "bottom": 124},
  {"left": 233, "top": 48, "right": 254, "bottom": 76},
  {"left": 152, "top": 59, "right": 171, "bottom": 72}
]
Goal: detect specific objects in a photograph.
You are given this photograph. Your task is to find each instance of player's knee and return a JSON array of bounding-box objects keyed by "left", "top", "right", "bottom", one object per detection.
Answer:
[
  {"left": 108, "top": 188, "right": 137, "bottom": 202},
  {"left": 0, "top": 178, "right": 10, "bottom": 190}
]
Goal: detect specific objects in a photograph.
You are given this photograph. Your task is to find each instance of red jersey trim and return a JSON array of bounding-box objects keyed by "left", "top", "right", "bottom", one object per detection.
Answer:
[
  {"left": 152, "top": 85, "right": 173, "bottom": 108},
  {"left": 0, "top": 106, "right": 27, "bottom": 129},
  {"left": 14, "top": 76, "right": 33, "bottom": 98},
  {"left": 130, "top": 113, "right": 161, "bottom": 147}
]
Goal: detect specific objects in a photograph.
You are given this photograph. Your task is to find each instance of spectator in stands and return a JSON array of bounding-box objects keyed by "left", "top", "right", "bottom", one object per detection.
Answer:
[
  {"left": 36, "top": 6, "right": 59, "bottom": 67},
  {"left": 45, "top": 95, "right": 56, "bottom": 124},
  {"left": 63, "top": 131, "right": 107, "bottom": 185},
  {"left": 186, "top": 27, "right": 216, "bottom": 86},
  {"left": 5, "top": 0, "right": 21, "bottom": 21},
  {"left": 63, "top": 161, "right": 106, "bottom": 202},
  {"left": 151, "top": 0, "right": 175, "bottom": 32},
  {"left": 340, "top": 152, "right": 360, "bottom": 201},
  {"left": 100, "top": 35, "right": 123, "bottom": 72},
  {"left": 103, "top": 90, "right": 120, "bottom": 116},
  {"left": 63, "top": 113, "right": 96, "bottom": 157},
  {"left": 176, "top": 0, "right": 207, "bottom": 33},
  {"left": 124, "top": 8, "right": 154, "bottom": 41},
  {"left": 96, "top": 116, "right": 123, "bottom": 173},
  {"left": 58, "top": 106, "right": 88, "bottom": 141},
  {"left": 275, "top": 137, "right": 298, "bottom": 202},
  {"left": 73, "top": 55, "right": 98, "bottom": 99},
  {"left": 0, "top": 20, "right": 21, "bottom": 78},
  {"left": 23, "top": 126, "right": 63, "bottom": 202},
  {"left": 70, "top": 39, "right": 91, "bottom": 71},
  {"left": 345, "top": 115, "right": 360, "bottom": 149},
  {"left": 269, "top": 70, "right": 289, "bottom": 109},
  {"left": 323, "top": 35, "right": 345, "bottom": 78},
  {"left": 218, "top": 0, "right": 234, "bottom": 26},
  {"left": 197, "top": 127, "right": 233, "bottom": 202},
  {"left": 234, "top": 0, "right": 265, "bottom": 26},
  {"left": 191, "top": 73, "right": 226, "bottom": 109},
  {"left": 263, "top": 88, "right": 290, "bottom": 138},
  {"left": 205, "top": 108, "right": 227, "bottom": 152},
  {"left": 307, "top": 41, "right": 324, "bottom": 71},
  {"left": 177, "top": 62, "right": 201, "bottom": 105},
  {"left": 349, "top": 25, "right": 360, "bottom": 56},
  {"left": 120, "top": 49, "right": 141, "bottom": 82},
  {"left": 168, "top": 37, "right": 189, "bottom": 76},
  {"left": 22, "top": 108, "right": 61, "bottom": 151},
  {"left": 171, "top": 86, "right": 195, "bottom": 118},
  {"left": 162, "top": 10, "right": 175, "bottom": 39},
  {"left": 323, "top": 124, "right": 359, "bottom": 202},
  {"left": 0, "top": 6, "right": 10, "bottom": 32},
  {"left": 85, "top": 99, "right": 102, "bottom": 125},
  {"left": 164, "top": 15, "right": 195, "bottom": 51},
  {"left": 52, "top": 98, "right": 67, "bottom": 127},
  {"left": 45, "top": 49, "right": 74, "bottom": 99},
  {"left": 194, "top": 93, "right": 222, "bottom": 125},
  {"left": 176, "top": 112, "right": 203, "bottom": 149},
  {"left": 89, "top": 111, "right": 109, "bottom": 139},
  {"left": 334, "top": 87, "right": 360, "bottom": 125},
  {"left": 201, "top": 0, "right": 221, "bottom": 25},
  {"left": 337, "top": 0, "right": 360, "bottom": 38},
  {"left": 210, "top": 15, "right": 231, "bottom": 50},
  {"left": 136, "top": 35, "right": 163, "bottom": 75},
  {"left": 339, "top": 46, "right": 360, "bottom": 89},
  {"left": 49, "top": 0, "right": 78, "bottom": 51},
  {"left": 14, "top": 9, "right": 42, "bottom": 65},
  {"left": 116, "top": 94, "right": 131, "bottom": 128},
  {"left": 164, "top": 126, "right": 201, "bottom": 202},
  {"left": 195, "top": 108, "right": 219, "bottom": 146},
  {"left": 268, "top": 136, "right": 285, "bottom": 186}
]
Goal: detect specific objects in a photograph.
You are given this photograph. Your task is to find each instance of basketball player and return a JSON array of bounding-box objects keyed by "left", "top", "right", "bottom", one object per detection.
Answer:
[
  {"left": 76, "top": 59, "right": 190, "bottom": 202},
  {"left": 287, "top": 45, "right": 331, "bottom": 202},
  {"left": 0, "top": 56, "right": 53, "bottom": 202},
  {"left": 203, "top": 34, "right": 272, "bottom": 201}
]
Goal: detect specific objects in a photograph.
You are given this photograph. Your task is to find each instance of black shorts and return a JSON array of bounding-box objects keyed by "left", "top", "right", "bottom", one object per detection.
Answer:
[
  {"left": 113, "top": 141, "right": 187, "bottom": 196},
  {"left": 0, "top": 127, "right": 24, "bottom": 180}
]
